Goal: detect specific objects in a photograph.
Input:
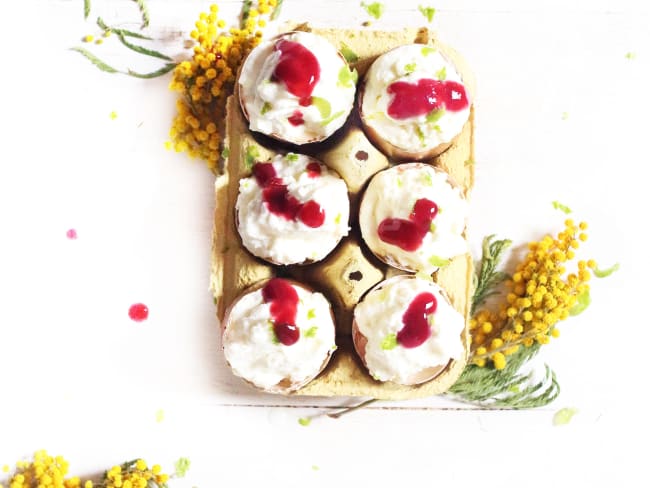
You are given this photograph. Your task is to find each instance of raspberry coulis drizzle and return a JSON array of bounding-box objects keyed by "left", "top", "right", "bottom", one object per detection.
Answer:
[
  {"left": 387, "top": 79, "right": 469, "bottom": 119},
  {"left": 272, "top": 39, "right": 321, "bottom": 125},
  {"left": 253, "top": 162, "right": 325, "bottom": 228},
  {"left": 397, "top": 292, "right": 437, "bottom": 348},
  {"left": 378, "top": 198, "right": 438, "bottom": 251},
  {"left": 262, "top": 278, "right": 300, "bottom": 346}
]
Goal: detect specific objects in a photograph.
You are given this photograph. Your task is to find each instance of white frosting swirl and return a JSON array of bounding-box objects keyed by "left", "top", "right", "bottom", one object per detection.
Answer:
[
  {"left": 361, "top": 44, "right": 471, "bottom": 151},
  {"left": 236, "top": 153, "right": 350, "bottom": 265},
  {"left": 223, "top": 281, "right": 336, "bottom": 391},
  {"left": 238, "top": 31, "right": 356, "bottom": 144},
  {"left": 359, "top": 163, "right": 468, "bottom": 273},
  {"left": 354, "top": 276, "right": 465, "bottom": 384}
]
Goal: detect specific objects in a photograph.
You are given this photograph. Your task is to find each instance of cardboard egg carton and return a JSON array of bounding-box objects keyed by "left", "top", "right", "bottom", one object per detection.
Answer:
[{"left": 211, "top": 25, "right": 475, "bottom": 400}]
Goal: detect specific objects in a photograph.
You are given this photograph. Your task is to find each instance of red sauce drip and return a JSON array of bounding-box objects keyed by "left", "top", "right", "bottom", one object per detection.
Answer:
[
  {"left": 306, "top": 161, "right": 322, "bottom": 178},
  {"left": 397, "top": 292, "right": 437, "bottom": 348},
  {"left": 252, "top": 162, "right": 325, "bottom": 228},
  {"left": 66, "top": 228, "right": 78, "bottom": 240},
  {"left": 377, "top": 198, "right": 438, "bottom": 251},
  {"left": 273, "top": 39, "right": 320, "bottom": 106},
  {"left": 386, "top": 79, "right": 469, "bottom": 119},
  {"left": 262, "top": 278, "right": 300, "bottom": 346},
  {"left": 287, "top": 110, "right": 305, "bottom": 126},
  {"left": 128, "top": 303, "right": 149, "bottom": 322}
]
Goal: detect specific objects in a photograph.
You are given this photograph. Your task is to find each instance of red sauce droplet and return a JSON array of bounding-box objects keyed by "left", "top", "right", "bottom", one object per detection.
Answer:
[
  {"left": 397, "top": 292, "right": 437, "bottom": 348},
  {"left": 273, "top": 39, "right": 321, "bottom": 106},
  {"left": 378, "top": 198, "right": 438, "bottom": 251},
  {"left": 129, "top": 303, "right": 149, "bottom": 322},
  {"left": 386, "top": 79, "right": 469, "bottom": 120},
  {"left": 262, "top": 278, "right": 300, "bottom": 346},
  {"left": 252, "top": 162, "right": 325, "bottom": 228},
  {"left": 306, "top": 161, "right": 322, "bottom": 178},
  {"left": 66, "top": 228, "right": 78, "bottom": 240},
  {"left": 288, "top": 110, "right": 305, "bottom": 126}
]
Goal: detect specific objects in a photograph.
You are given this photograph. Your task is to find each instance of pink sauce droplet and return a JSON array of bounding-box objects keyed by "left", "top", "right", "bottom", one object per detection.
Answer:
[
  {"left": 129, "top": 303, "right": 149, "bottom": 322},
  {"left": 288, "top": 110, "right": 305, "bottom": 126},
  {"left": 66, "top": 229, "right": 78, "bottom": 240},
  {"left": 262, "top": 278, "right": 300, "bottom": 346},
  {"left": 378, "top": 198, "right": 438, "bottom": 251},
  {"left": 387, "top": 79, "right": 469, "bottom": 119},
  {"left": 273, "top": 39, "right": 321, "bottom": 106},
  {"left": 252, "top": 162, "right": 325, "bottom": 228},
  {"left": 397, "top": 292, "right": 437, "bottom": 348}
]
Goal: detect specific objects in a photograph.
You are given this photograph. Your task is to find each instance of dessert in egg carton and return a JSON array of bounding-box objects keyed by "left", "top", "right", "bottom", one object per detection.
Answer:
[{"left": 211, "top": 24, "right": 476, "bottom": 400}]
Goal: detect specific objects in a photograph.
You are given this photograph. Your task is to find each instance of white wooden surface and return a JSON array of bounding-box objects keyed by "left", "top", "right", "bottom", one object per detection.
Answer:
[{"left": 0, "top": 0, "right": 648, "bottom": 486}]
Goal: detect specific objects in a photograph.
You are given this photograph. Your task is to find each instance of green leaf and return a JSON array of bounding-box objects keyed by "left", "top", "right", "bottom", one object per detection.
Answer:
[
  {"left": 245, "top": 145, "right": 260, "bottom": 168},
  {"left": 471, "top": 235, "right": 512, "bottom": 315},
  {"left": 320, "top": 110, "right": 345, "bottom": 126},
  {"left": 241, "top": 0, "right": 253, "bottom": 28},
  {"left": 337, "top": 66, "right": 358, "bottom": 88},
  {"left": 298, "top": 417, "right": 312, "bottom": 426},
  {"left": 421, "top": 46, "right": 436, "bottom": 56},
  {"left": 84, "top": 0, "right": 91, "bottom": 19},
  {"left": 126, "top": 63, "right": 177, "bottom": 79},
  {"left": 569, "top": 289, "right": 590, "bottom": 316},
  {"left": 261, "top": 102, "right": 272, "bottom": 115},
  {"left": 404, "top": 62, "right": 416, "bottom": 74},
  {"left": 117, "top": 33, "right": 173, "bottom": 61},
  {"left": 428, "top": 255, "right": 450, "bottom": 267},
  {"left": 381, "top": 334, "right": 398, "bottom": 350},
  {"left": 286, "top": 152, "right": 299, "bottom": 162},
  {"left": 340, "top": 42, "right": 359, "bottom": 63},
  {"left": 553, "top": 407, "right": 578, "bottom": 426},
  {"left": 270, "top": 0, "right": 284, "bottom": 20},
  {"left": 426, "top": 108, "right": 445, "bottom": 124},
  {"left": 418, "top": 5, "right": 436, "bottom": 22},
  {"left": 361, "top": 1, "right": 385, "bottom": 19},
  {"left": 305, "top": 326, "right": 318, "bottom": 338},
  {"left": 97, "top": 17, "right": 153, "bottom": 39},
  {"left": 132, "top": 0, "right": 150, "bottom": 28},
  {"left": 311, "top": 96, "right": 332, "bottom": 119},
  {"left": 594, "top": 262, "right": 620, "bottom": 278},
  {"left": 552, "top": 200, "right": 572, "bottom": 214},
  {"left": 436, "top": 66, "right": 447, "bottom": 80},
  {"left": 70, "top": 47, "right": 119, "bottom": 73},
  {"left": 174, "top": 458, "right": 191, "bottom": 478}
]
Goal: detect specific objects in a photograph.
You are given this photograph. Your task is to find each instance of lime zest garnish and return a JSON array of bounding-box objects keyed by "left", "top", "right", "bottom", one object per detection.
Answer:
[
  {"left": 261, "top": 102, "right": 272, "bottom": 115},
  {"left": 553, "top": 407, "right": 578, "bottom": 426},
  {"left": 426, "top": 107, "right": 445, "bottom": 124},
  {"left": 361, "top": 1, "right": 385, "bottom": 19},
  {"left": 245, "top": 145, "right": 260, "bottom": 168},
  {"left": 311, "top": 96, "right": 332, "bottom": 119},
  {"left": 418, "top": 5, "right": 436, "bottom": 22},
  {"left": 298, "top": 417, "right": 312, "bottom": 426},
  {"left": 405, "top": 62, "right": 416, "bottom": 74},
  {"left": 307, "top": 309, "right": 316, "bottom": 320},
  {"left": 435, "top": 66, "right": 446, "bottom": 80},
  {"left": 340, "top": 42, "right": 359, "bottom": 63},
  {"left": 337, "top": 66, "right": 358, "bottom": 88},
  {"left": 415, "top": 125, "right": 426, "bottom": 146},
  {"left": 305, "top": 326, "right": 318, "bottom": 338},
  {"left": 321, "top": 110, "right": 345, "bottom": 126},
  {"left": 421, "top": 46, "right": 436, "bottom": 56},
  {"left": 286, "top": 152, "right": 299, "bottom": 162},
  {"left": 428, "top": 255, "right": 450, "bottom": 267},
  {"left": 381, "top": 333, "right": 398, "bottom": 350}
]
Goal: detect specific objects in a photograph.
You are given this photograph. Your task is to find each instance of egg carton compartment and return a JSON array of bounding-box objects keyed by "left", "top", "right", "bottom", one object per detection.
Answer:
[{"left": 211, "top": 25, "right": 475, "bottom": 400}]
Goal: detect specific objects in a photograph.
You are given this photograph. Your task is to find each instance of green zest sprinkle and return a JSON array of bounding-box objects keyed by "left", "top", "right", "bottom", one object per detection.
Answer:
[
  {"left": 340, "top": 42, "right": 359, "bottom": 63},
  {"left": 625, "top": 51, "right": 636, "bottom": 60},
  {"left": 429, "top": 222, "right": 436, "bottom": 233},
  {"left": 337, "top": 66, "right": 358, "bottom": 88},
  {"left": 286, "top": 152, "right": 299, "bottom": 162},
  {"left": 381, "top": 334, "right": 398, "bottom": 350},
  {"left": 594, "top": 262, "right": 620, "bottom": 278},
  {"left": 553, "top": 407, "right": 578, "bottom": 426},
  {"left": 312, "top": 465, "right": 320, "bottom": 471},
  {"left": 436, "top": 66, "right": 447, "bottom": 80},
  {"left": 552, "top": 200, "right": 572, "bottom": 214},
  {"left": 404, "top": 62, "right": 417, "bottom": 74},
  {"left": 569, "top": 289, "right": 590, "bottom": 316},
  {"left": 245, "top": 145, "right": 260, "bottom": 168},
  {"left": 261, "top": 102, "right": 272, "bottom": 115},
  {"left": 421, "top": 46, "right": 436, "bottom": 56},
  {"left": 155, "top": 409, "right": 164, "bottom": 423},
  {"left": 298, "top": 417, "right": 312, "bottom": 426},
  {"left": 221, "top": 147, "right": 230, "bottom": 159},
  {"left": 307, "top": 309, "right": 316, "bottom": 320},
  {"left": 174, "top": 458, "right": 191, "bottom": 478},
  {"left": 415, "top": 125, "right": 426, "bottom": 146},
  {"left": 361, "top": 1, "right": 385, "bottom": 19},
  {"left": 334, "top": 213, "right": 342, "bottom": 224},
  {"left": 305, "top": 326, "right": 318, "bottom": 338},
  {"left": 396, "top": 176, "right": 403, "bottom": 188},
  {"left": 418, "top": 5, "right": 436, "bottom": 22},
  {"left": 321, "top": 110, "right": 345, "bottom": 126},
  {"left": 421, "top": 172, "right": 433, "bottom": 186},
  {"left": 426, "top": 107, "right": 445, "bottom": 124},
  {"left": 428, "top": 255, "right": 450, "bottom": 267},
  {"left": 312, "top": 96, "right": 332, "bottom": 119},
  {"left": 269, "top": 322, "right": 280, "bottom": 344}
]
